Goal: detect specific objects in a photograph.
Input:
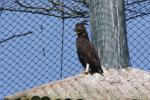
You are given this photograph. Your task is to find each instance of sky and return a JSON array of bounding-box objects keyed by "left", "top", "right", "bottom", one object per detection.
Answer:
[
  {"left": 126, "top": 15, "right": 150, "bottom": 70},
  {"left": 0, "top": 11, "right": 84, "bottom": 99},
  {"left": 0, "top": 0, "right": 150, "bottom": 99}
]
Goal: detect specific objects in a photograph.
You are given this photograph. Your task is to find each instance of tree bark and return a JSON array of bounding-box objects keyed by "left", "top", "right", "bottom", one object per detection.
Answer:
[{"left": 89, "top": 0, "right": 129, "bottom": 69}]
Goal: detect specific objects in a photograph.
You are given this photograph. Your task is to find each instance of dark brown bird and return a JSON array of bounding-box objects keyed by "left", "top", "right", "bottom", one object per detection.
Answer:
[{"left": 75, "top": 21, "right": 103, "bottom": 74}]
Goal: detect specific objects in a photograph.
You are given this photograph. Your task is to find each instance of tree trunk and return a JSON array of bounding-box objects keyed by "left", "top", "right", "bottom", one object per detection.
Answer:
[{"left": 89, "top": 0, "right": 129, "bottom": 69}]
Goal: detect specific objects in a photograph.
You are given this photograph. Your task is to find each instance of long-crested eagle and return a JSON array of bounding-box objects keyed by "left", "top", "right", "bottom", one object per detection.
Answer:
[{"left": 75, "top": 21, "right": 103, "bottom": 74}]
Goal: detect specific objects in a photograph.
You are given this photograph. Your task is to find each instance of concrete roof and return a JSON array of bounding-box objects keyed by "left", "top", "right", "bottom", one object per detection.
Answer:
[{"left": 4, "top": 67, "right": 150, "bottom": 100}]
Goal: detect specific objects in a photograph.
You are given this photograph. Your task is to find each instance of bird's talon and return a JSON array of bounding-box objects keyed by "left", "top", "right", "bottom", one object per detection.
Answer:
[{"left": 82, "top": 71, "right": 89, "bottom": 74}]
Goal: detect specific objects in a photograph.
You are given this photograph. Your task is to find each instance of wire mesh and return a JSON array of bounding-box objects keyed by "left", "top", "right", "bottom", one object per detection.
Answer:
[
  {"left": 125, "top": 0, "right": 150, "bottom": 70},
  {"left": 0, "top": 0, "right": 150, "bottom": 99}
]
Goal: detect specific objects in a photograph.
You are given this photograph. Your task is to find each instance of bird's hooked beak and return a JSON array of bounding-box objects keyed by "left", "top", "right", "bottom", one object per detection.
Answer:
[
  {"left": 74, "top": 29, "right": 80, "bottom": 35},
  {"left": 74, "top": 32, "right": 80, "bottom": 35}
]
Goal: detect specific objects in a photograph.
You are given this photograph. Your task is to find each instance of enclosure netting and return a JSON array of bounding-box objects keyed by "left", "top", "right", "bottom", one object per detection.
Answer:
[{"left": 0, "top": 0, "right": 150, "bottom": 99}]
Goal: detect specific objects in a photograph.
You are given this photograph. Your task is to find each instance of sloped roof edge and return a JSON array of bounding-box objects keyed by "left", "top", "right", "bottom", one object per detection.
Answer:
[{"left": 4, "top": 67, "right": 150, "bottom": 100}]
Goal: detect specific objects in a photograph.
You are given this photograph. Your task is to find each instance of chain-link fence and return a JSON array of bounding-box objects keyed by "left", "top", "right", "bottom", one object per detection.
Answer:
[
  {"left": 0, "top": 0, "right": 150, "bottom": 99},
  {"left": 125, "top": 0, "right": 150, "bottom": 70}
]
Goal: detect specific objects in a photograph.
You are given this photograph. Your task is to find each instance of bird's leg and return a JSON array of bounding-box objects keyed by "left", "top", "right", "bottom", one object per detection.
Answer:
[
  {"left": 85, "top": 63, "right": 89, "bottom": 72},
  {"left": 83, "top": 63, "right": 89, "bottom": 74}
]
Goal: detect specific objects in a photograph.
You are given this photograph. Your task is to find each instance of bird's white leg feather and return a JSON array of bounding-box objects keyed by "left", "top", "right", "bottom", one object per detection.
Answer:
[{"left": 85, "top": 63, "right": 89, "bottom": 72}]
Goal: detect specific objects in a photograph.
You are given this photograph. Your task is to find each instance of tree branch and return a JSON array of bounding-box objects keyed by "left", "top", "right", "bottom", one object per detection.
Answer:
[
  {"left": 0, "top": 7, "right": 63, "bottom": 18},
  {"left": 13, "top": 0, "right": 89, "bottom": 19},
  {"left": 125, "top": 0, "right": 149, "bottom": 6},
  {"left": 0, "top": 32, "right": 32, "bottom": 44},
  {"left": 126, "top": 12, "right": 150, "bottom": 21},
  {"left": 0, "top": 0, "right": 149, "bottom": 20}
]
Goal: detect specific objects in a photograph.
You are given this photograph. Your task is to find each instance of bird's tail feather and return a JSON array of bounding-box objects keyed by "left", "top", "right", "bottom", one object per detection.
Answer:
[
  {"left": 98, "top": 68, "right": 103, "bottom": 74},
  {"left": 90, "top": 67, "right": 103, "bottom": 74}
]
